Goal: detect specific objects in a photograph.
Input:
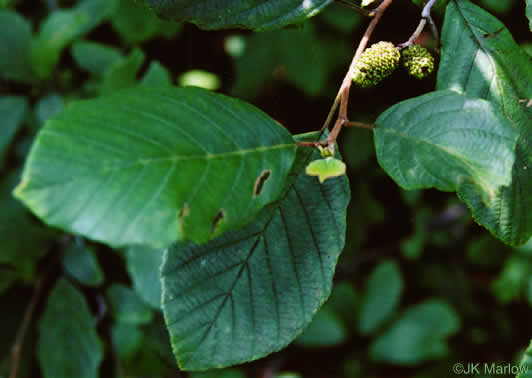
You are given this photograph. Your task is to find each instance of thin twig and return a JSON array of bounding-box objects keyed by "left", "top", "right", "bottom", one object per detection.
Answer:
[
  {"left": 321, "top": 0, "right": 394, "bottom": 148},
  {"left": 9, "top": 266, "right": 54, "bottom": 378},
  {"left": 344, "top": 120, "right": 375, "bottom": 129},
  {"left": 398, "top": 0, "right": 439, "bottom": 49}
]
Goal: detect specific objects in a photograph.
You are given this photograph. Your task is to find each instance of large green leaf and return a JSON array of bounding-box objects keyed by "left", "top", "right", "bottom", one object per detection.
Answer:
[
  {"left": 15, "top": 87, "right": 296, "bottom": 248},
  {"left": 0, "top": 9, "right": 34, "bottom": 83},
  {"left": 31, "top": 0, "right": 118, "bottom": 79},
  {"left": 436, "top": 0, "right": 532, "bottom": 245},
  {"left": 161, "top": 135, "right": 350, "bottom": 370},
  {"left": 374, "top": 90, "right": 520, "bottom": 245},
  {"left": 38, "top": 278, "right": 103, "bottom": 378},
  {"left": 139, "top": 0, "right": 333, "bottom": 30}
]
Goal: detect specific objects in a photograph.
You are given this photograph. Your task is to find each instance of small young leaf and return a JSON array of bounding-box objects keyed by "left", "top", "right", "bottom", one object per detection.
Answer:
[
  {"left": 99, "top": 47, "right": 145, "bottom": 95},
  {"left": 140, "top": 61, "right": 172, "bottom": 87},
  {"left": 305, "top": 157, "right": 346, "bottom": 183},
  {"left": 35, "top": 93, "right": 64, "bottom": 128},
  {"left": 14, "top": 87, "right": 296, "bottom": 248},
  {"left": 138, "top": 0, "right": 333, "bottom": 31},
  {"left": 38, "top": 279, "right": 103, "bottom": 378},
  {"left": 71, "top": 40, "right": 122, "bottom": 76},
  {"left": 359, "top": 260, "right": 403, "bottom": 335},
  {"left": 295, "top": 307, "right": 347, "bottom": 347},
  {"left": 111, "top": 322, "right": 144, "bottom": 360},
  {"left": 0, "top": 9, "right": 34, "bottom": 83},
  {"left": 61, "top": 243, "right": 104, "bottom": 287},
  {"left": 161, "top": 135, "right": 350, "bottom": 370},
  {"left": 0, "top": 96, "right": 27, "bottom": 163},
  {"left": 437, "top": 0, "right": 532, "bottom": 246},
  {"left": 107, "top": 284, "right": 154, "bottom": 324},
  {"left": 369, "top": 299, "right": 460, "bottom": 364}
]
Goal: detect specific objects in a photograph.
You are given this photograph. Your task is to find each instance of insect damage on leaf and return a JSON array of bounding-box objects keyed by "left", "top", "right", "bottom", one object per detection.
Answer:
[
  {"left": 253, "top": 169, "right": 272, "bottom": 197},
  {"left": 211, "top": 209, "right": 226, "bottom": 235}
]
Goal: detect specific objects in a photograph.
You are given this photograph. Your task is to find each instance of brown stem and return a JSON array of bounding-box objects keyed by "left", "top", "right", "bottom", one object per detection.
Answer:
[
  {"left": 9, "top": 266, "right": 53, "bottom": 378},
  {"left": 344, "top": 120, "right": 375, "bottom": 129},
  {"left": 322, "top": 0, "right": 394, "bottom": 147}
]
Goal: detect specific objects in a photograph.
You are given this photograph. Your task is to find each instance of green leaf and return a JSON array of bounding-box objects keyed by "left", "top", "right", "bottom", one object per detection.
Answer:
[
  {"left": 374, "top": 90, "right": 520, "bottom": 245},
  {"left": 305, "top": 157, "right": 346, "bottom": 183},
  {"left": 125, "top": 245, "right": 164, "bottom": 309},
  {"left": 0, "top": 96, "right": 27, "bottom": 164},
  {"left": 111, "top": 322, "right": 144, "bottom": 360},
  {"left": 31, "top": 0, "right": 118, "bottom": 79},
  {"left": 138, "top": 0, "right": 333, "bottom": 31},
  {"left": 15, "top": 86, "right": 296, "bottom": 248},
  {"left": 161, "top": 135, "right": 350, "bottom": 370},
  {"left": 61, "top": 242, "right": 104, "bottom": 287},
  {"left": 140, "top": 61, "right": 172, "bottom": 87},
  {"left": 38, "top": 278, "right": 103, "bottom": 378},
  {"left": 358, "top": 260, "right": 403, "bottom": 335},
  {"left": 0, "top": 171, "right": 56, "bottom": 292},
  {"left": 107, "top": 283, "right": 154, "bottom": 324},
  {"left": 71, "top": 40, "right": 122, "bottom": 76},
  {"left": 491, "top": 254, "right": 532, "bottom": 304},
  {"left": 231, "top": 25, "right": 331, "bottom": 98},
  {"left": 518, "top": 340, "right": 532, "bottom": 378},
  {"left": 294, "top": 307, "right": 347, "bottom": 347},
  {"left": 369, "top": 299, "right": 460, "bottom": 364},
  {"left": 112, "top": 0, "right": 181, "bottom": 44},
  {"left": 99, "top": 47, "right": 145, "bottom": 95},
  {"left": 437, "top": 0, "right": 532, "bottom": 246},
  {"left": 0, "top": 9, "right": 34, "bottom": 83},
  {"left": 35, "top": 93, "right": 64, "bottom": 128}
]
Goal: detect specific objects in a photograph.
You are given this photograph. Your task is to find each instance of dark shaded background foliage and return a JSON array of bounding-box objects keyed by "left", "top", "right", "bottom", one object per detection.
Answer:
[{"left": 1, "top": 0, "right": 532, "bottom": 377}]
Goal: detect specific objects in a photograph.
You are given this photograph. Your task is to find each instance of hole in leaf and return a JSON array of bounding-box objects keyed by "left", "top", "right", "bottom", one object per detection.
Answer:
[
  {"left": 253, "top": 169, "right": 272, "bottom": 197},
  {"left": 211, "top": 209, "right": 225, "bottom": 235}
]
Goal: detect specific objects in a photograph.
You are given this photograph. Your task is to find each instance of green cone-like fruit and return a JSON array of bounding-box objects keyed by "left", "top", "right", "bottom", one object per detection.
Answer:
[
  {"left": 352, "top": 41, "right": 400, "bottom": 88},
  {"left": 401, "top": 45, "right": 435, "bottom": 79}
]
